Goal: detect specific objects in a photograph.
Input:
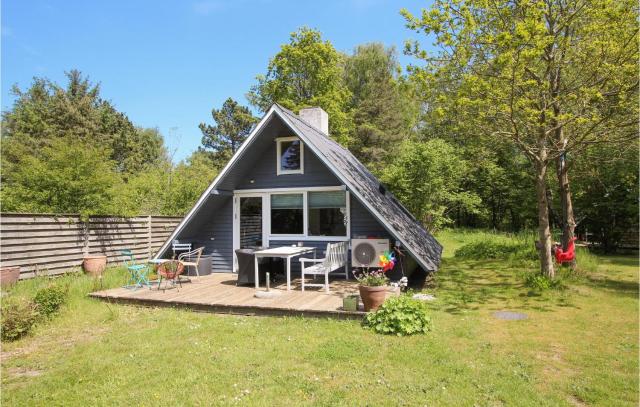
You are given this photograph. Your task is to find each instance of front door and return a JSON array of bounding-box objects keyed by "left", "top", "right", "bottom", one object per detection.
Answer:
[{"left": 233, "top": 194, "right": 268, "bottom": 271}]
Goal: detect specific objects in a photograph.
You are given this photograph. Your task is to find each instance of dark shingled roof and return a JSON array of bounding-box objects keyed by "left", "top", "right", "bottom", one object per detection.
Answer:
[{"left": 274, "top": 104, "right": 442, "bottom": 271}]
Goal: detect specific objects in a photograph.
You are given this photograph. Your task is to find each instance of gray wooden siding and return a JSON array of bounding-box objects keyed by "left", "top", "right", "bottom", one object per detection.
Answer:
[
  {"left": 217, "top": 115, "right": 341, "bottom": 191},
  {"left": 166, "top": 114, "right": 400, "bottom": 275},
  {"left": 350, "top": 195, "right": 392, "bottom": 240},
  {"left": 234, "top": 139, "right": 340, "bottom": 189}
]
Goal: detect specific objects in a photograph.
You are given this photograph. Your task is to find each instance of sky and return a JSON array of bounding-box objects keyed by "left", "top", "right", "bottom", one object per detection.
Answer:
[{"left": 2, "top": 0, "right": 431, "bottom": 163}]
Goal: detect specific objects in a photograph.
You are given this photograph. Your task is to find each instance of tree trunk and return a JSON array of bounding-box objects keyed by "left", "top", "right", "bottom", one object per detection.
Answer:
[
  {"left": 556, "top": 152, "right": 577, "bottom": 268},
  {"left": 535, "top": 159, "right": 556, "bottom": 278}
]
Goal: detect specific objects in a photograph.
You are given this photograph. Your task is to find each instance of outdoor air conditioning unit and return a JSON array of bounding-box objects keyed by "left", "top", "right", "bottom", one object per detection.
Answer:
[{"left": 351, "top": 239, "right": 390, "bottom": 268}]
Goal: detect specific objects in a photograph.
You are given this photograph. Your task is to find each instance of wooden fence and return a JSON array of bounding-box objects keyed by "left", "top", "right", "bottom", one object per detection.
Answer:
[{"left": 0, "top": 213, "right": 182, "bottom": 279}]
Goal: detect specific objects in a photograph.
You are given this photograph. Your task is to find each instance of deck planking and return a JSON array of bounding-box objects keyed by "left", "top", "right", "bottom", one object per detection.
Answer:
[{"left": 90, "top": 273, "right": 365, "bottom": 319}]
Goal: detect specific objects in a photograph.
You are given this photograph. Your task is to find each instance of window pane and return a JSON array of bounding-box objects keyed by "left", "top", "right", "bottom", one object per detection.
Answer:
[
  {"left": 280, "top": 140, "right": 301, "bottom": 171},
  {"left": 240, "top": 197, "right": 262, "bottom": 249},
  {"left": 308, "top": 191, "right": 347, "bottom": 236},
  {"left": 271, "top": 194, "right": 303, "bottom": 234},
  {"left": 308, "top": 191, "right": 346, "bottom": 208}
]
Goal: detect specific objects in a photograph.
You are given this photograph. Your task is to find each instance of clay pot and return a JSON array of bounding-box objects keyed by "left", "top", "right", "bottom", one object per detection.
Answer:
[
  {"left": 0, "top": 266, "right": 20, "bottom": 288},
  {"left": 359, "top": 285, "right": 388, "bottom": 312},
  {"left": 83, "top": 255, "right": 107, "bottom": 277}
]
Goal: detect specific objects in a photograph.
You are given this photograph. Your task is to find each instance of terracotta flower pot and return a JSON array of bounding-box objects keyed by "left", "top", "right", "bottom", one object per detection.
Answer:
[
  {"left": 359, "top": 285, "right": 388, "bottom": 312},
  {"left": 83, "top": 255, "right": 107, "bottom": 277},
  {"left": 0, "top": 266, "right": 20, "bottom": 288}
]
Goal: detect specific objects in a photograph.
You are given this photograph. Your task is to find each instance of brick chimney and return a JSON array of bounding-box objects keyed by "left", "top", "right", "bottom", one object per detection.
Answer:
[{"left": 299, "top": 107, "right": 329, "bottom": 135}]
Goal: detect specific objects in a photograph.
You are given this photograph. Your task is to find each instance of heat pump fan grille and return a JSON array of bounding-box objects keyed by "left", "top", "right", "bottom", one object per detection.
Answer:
[{"left": 354, "top": 242, "right": 377, "bottom": 266}]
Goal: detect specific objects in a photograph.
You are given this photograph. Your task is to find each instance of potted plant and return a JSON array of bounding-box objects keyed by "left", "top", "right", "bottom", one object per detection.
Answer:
[{"left": 354, "top": 269, "right": 389, "bottom": 312}]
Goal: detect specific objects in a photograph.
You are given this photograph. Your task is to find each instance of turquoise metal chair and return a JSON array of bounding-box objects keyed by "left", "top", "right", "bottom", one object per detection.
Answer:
[{"left": 121, "top": 249, "right": 150, "bottom": 289}]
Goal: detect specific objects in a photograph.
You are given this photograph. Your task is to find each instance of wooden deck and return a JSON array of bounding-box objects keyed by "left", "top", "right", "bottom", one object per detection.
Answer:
[{"left": 90, "top": 273, "right": 366, "bottom": 319}]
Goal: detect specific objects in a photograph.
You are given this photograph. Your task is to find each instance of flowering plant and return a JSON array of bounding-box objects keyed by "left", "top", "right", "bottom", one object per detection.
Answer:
[{"left": 354, "top": 268, "right": 389, "bottom": 287}]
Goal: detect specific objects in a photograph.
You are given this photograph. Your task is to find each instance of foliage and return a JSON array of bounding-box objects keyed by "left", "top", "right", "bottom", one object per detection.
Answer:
[
  {"left": 1, "top": 137, "right": 123, "bottom": 218},
  {"left": 1, "top": 298, "right": 39, "bottom": 341},
  {"left": 199, "top": 97, "right": 258, "bottom": 167},
  {"left": 343, "top": 43, "right": 416, "bottom": 170},
  {"left": 382, "top": 138, "right": 480, "bottom": 231},
  {"left": 247, "top": 27, "right": 353, "bottom": 145},
  {"left": 573, "top": 142, "right": 639, "bottom": 253},
  {"left": 354, "top": 268, "right": 389, "bottom": 287},
  {"left": 117, "top": 150, "right": 217, "bottom": 216},
  {"left": 523, "top": 272, "right": 564, "bottom": 291},
  {"left": 456, "top": 241, "right": 525, "bottom": 261},
  {"left": 402, "top": 0, "right": 638, "bottom": 276},
  {"left": 33, "top": 284, "right": 68, "bottom": 319},
  {"left": 364, "top": 295, "right": 432, "bottom": 336},
  {"left": 1, "top": 70, "right": 167, "bottom": 174}
]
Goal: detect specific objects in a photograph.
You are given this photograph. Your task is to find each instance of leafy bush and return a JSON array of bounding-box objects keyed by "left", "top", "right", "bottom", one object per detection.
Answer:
[
  {"left": 454, "top": 232, "right": 537, "bottom": 262},
  {"left": 523, "top": 273, "right": 564, "bottom": 291},
  {"left": 364, "top": 295, "right": 432, "bottom": 336},
  {"left": 33, "top": 284, "right": 68, "bottom": 319},
  {"left": 1, "top": 298, "right": 40, "bottom": 341}
]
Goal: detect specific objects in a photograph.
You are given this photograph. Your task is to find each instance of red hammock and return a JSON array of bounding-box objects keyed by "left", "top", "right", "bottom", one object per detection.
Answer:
[{"left": 554, "top": 237, "right": 577, "bottom": 263}]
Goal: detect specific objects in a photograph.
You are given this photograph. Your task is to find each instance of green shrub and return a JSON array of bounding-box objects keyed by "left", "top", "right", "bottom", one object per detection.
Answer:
[
  {"left": 364, "top": 295, "right": 432, "bottom": 336},
  {"left": 523, "top": 273, "right": 564, "bottom": 291},
  {"left": 33, "top": 284, "right": 68, "bottom": 319},
  {"left": 454, "top": 232, "right": 537, "bottom": 262},
  {"left": 1, "top": 298, "right": 40, "bottom": 341}
]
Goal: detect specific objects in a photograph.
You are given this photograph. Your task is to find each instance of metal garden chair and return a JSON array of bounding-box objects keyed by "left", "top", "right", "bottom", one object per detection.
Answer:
[
  {"left": 178, "top": 247, "right": 204, "bottom": 279},
  {"left": 121, "top": 249, "right": 150, "bottom": 289}
]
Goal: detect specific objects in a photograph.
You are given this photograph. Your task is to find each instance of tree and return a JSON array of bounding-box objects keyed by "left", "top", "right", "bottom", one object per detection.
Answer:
[
  {"left": 2, "top": 70, "right": 167, "bottom": 175},
  {"left": 199, "top": 98, "right": 258, "bottom": 167},
  {"left": 118, "top": 150, "right": 218, "bottom": 216},
  {"left": 1, "top": 137, "right": 121, "bottom": 218},
  {"left": 381, "top": 139, "right": 480, "bottom": 231},
  {"left": 572, "top": 142, "right": 639, "bottom": 253},
  {"left": 247, "top": 27, "right": 353, "bottom": 145},
  {"left": 343, "top": 43, "right": 417, "bottom": 171},
  {"left": 402, "top": 0, "right": 638, "bottom": 277}
]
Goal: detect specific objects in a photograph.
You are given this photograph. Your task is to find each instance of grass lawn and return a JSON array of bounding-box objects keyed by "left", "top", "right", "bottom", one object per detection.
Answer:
[{"left": 1, "top": 230, "right": 638, "bottom": 406}]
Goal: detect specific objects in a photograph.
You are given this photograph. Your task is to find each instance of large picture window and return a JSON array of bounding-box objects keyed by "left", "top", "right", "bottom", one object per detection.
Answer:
[
  {"left": 270, "top": 193, "right": 303, "bottom": 235},
  {"left": 308, "top": 191, "right": 347, "bottom": 237},
  {"left": 276, "top": 137, "right": 304, "bottom": 175}
]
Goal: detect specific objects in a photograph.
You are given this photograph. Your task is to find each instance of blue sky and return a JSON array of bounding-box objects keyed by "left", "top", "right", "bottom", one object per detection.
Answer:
[{"left": 2, "top": 0, "right": 431, "bottom": 163}]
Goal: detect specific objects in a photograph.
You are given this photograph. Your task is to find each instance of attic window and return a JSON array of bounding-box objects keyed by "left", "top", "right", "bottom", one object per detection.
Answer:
[{"left": 276, "top": 137, "right": 304, "bottom": 175}]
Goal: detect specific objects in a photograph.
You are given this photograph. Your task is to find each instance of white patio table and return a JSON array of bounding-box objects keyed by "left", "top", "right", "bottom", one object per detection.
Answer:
[{"left": 253, "top": 246, "right": 316, "bottom": 291}]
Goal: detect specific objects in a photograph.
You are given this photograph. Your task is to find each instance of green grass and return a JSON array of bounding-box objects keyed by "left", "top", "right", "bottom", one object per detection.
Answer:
[{"left": 2, "top": 230, "right": 638, "bottom": 406}]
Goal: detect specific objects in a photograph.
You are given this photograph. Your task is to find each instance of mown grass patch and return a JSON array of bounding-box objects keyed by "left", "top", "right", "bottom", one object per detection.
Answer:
[{"left": 1, "top": 232, "right": 638, "bottom": 406}]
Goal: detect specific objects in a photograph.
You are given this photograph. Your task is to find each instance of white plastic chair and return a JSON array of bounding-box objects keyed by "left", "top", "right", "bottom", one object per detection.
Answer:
[{"left": 178, "top": 247, "right": 204, "bottom": 279}]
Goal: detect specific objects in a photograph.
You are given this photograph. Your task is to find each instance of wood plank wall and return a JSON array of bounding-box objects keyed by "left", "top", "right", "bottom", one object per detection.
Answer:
[{"left": 0, "top": 213, "right": 182, "bottom": 279}]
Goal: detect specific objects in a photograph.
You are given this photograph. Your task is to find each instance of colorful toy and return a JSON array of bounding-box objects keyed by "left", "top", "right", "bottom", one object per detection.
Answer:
[{"left": 378, "top": 250, "right": 396, "bottom": 272}]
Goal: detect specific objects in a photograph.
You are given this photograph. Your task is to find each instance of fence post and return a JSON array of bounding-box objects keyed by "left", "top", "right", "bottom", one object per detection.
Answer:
[
  {"left": 82, "top": 217, "right": 90, "bottom": 256},
  {"left": 147, "top": 215, "right": 152, "bottom": 260}
]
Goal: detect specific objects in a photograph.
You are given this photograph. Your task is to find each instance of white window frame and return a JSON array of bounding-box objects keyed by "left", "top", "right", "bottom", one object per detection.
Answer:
[
  {"left": 276, "top": 136, "right": 304, "bottom": 175},
  {"left": 234, "top": 186, "right": 350, "bottom": 242}
]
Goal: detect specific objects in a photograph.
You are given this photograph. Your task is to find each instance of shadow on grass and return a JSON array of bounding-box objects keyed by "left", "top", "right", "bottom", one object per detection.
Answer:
[
  {"left": 585, "top": 275, "right": 639, "bottom": 298},
  {"left": 433, "top": 259, "right": 577, "bottom": 315}
]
